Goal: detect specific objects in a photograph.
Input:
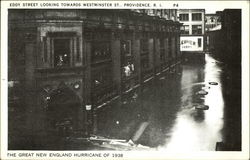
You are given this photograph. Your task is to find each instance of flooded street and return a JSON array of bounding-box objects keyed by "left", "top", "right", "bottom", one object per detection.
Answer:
[
  {"left": 160, "top": 55, "right": 224, "bottom": 151},
  {"left": 96, "top": 54, "right": 228, "bottom": 151}
]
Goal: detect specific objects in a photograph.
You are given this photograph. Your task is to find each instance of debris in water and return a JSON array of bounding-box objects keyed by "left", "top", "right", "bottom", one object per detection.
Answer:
[
  {"left": 209, "top": 82, "right": 218, "bottom": 85},
  {"left": 202, "top": 86, "right": 210, "bottom": 90},
  {"left": 116, "top": 121, "right": 120, "bottom": 125},
  {"left": 194, "top": 105, "right": 209, "bottom": 110},
  {"left": 122, "top": 101, "right": 128, "bottom": 104},
  {"left": 159, "top": 76, "right": 165, "bottom": 80},
  {"left": 132, "top": 122, "right": 149, "bottom": 142},
  {"left": 197, "top": 90, "right": 208, "bottom": 95}
]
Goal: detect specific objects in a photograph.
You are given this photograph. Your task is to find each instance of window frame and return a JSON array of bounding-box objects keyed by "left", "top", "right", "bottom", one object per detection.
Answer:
[
  {"left": 192, "top": 13, "right": 202, "bottom": 21},
  {"left": 43, "top": 32, "right": 81, "bottom": 68},
  {"left": 192, "top": 25, "right": 202, "bottom": 35},
  {"left": 179, "top": 14, "right": 189, "bottom": 21},
  {"left": 180, "top": 25, "right": 190, "bottom": 35}
]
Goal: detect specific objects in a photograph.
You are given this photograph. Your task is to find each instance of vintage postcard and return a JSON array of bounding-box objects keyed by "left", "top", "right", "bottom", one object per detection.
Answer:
[{"left": 1, "top": 1, "right": 249, "bottom": 160}]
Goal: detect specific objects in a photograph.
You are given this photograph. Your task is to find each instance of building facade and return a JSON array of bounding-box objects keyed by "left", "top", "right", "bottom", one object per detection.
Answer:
[
  {"left": 207, "top": 9, "right": 241, "bottom": 151},
  {"left": 205, "top": 12, "right": 222, "bottom": 31},
  {"left": 206, "top": 9, "right": 241, "bottom": 65},
  {"left": 177, "top": 9, "right": 205, "bottom": 53},
  {"left": 8, "top": 9, "right": 182, "bottom": 148},
  {"left": 132, "top": 9, "right": 178, "bottom": 21}
]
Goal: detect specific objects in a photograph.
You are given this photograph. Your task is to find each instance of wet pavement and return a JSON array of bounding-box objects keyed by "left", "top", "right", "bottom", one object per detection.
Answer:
[{"left": 95, "top": 54, "right": 232, "bottom": 151}]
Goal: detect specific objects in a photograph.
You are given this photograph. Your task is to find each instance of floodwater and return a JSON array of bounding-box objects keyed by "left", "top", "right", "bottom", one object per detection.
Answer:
[{"left": 96, "top": 54, "right": 228, "bottom": 151}]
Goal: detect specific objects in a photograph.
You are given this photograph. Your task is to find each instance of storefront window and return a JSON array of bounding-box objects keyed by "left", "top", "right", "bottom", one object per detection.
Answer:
[
  {"left": 122, "top": 61, "right": 135, "bottom": 77},
  {"left": 92, "top": 67, "right": 112, "bottom": 89},
  {"left": 121, "top": 40, "right": 135, "bottom": 78}
]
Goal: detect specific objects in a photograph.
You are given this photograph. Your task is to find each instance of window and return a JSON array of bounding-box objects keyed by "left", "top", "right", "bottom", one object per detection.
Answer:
[
  {"left": 92, "top": 66, "right": 112, "bottom": 89},
  {"left": 192, "top": 25, "right": 202, "bottom": 34},
  {"left": 179, "top": 14, "right": 189, "bottom": 21},
  {"left": 192, "top": 13, "right": 202, "bottom": 21},
  {"left": 121, "top": 40, "right": 131, "bottom": 56},
  {"left": 121, "top": 40, "right": 135, "bottom": 78},
  {"left": 210, "top": 17, "right": 214, "bottom": 22},
  {"left": 180, "top": 25, "right": 190, "bottom": 34},
  {"left": 92, "top": 42, "right": 111, "bottom": 63},
  {"left": 54, "top": 39, "right": 70, "bottom": 67},
  {"left": 44, "top": 32, "right": 80, "bottom": 68}
]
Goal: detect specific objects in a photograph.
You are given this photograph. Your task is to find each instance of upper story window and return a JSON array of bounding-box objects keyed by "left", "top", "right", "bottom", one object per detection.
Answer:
[
  {"left": 121, "top": 40, "right": 131, "bottom": 57},
  {"left": 192, "top": 13, "right": 202, "bottom": 21},
  {"left": 210, "top": 17, "right": 214, "bottom": 22},
  {"left": 179, "top": 14, "right": 189, "bottom": 21},
  {"left": 180, "top": 25, "right": 190, "bottom": 34},
  {"left": 54, "top": 39, "right": 70, "bottom": 67},
  {"left": 192, "top": 25, "right": 202, "bottom": 34},
  {"left": 91, "top": 41, "right": 111, "bottom": 63},
  {"left": 43, "top": 32, "right": 81, "bottom": 68}
]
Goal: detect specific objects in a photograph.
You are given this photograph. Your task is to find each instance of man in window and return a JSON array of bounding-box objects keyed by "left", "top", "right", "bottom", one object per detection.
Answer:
[{"left": 56, "top": 53, "right": 70, "bottom": 67}]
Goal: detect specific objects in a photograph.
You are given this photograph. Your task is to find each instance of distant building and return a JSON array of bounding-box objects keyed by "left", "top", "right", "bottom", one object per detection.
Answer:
[
  {"left": 131, "top": 9, "right": 178, "bottom": 21},
  {"left": 177, "top": 9, "right": 205, "bottom": 62},
  {"left": 207, "top": 9, "right": 241, "bottom": 64},
  {"left": 177, "top": 9, "right": 205, "bottom": 35},
  {"left": 205, "top": 12, "right": 222, "bottom": 31},
  {"left": 207, "top": 9, "right": 241, "bottom": 151}
]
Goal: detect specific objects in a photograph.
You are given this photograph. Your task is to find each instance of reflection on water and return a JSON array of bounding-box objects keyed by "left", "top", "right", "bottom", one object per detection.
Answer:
[
  {"left": 159, "top": 54, "right": 224, "bottom": 151},
  {"left": 96, "top": 54, "right": 226, "bottom": 151}
]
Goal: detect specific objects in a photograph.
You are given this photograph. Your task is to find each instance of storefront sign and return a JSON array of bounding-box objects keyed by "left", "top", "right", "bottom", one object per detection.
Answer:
[{"left": 180, "top": 36, "right": 204, "bottom": 51}]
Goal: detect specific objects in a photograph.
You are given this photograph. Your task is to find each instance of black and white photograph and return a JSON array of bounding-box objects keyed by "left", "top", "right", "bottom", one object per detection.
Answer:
[{"left": 1, "top": 1, "right": 249, "bottom": 160}]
